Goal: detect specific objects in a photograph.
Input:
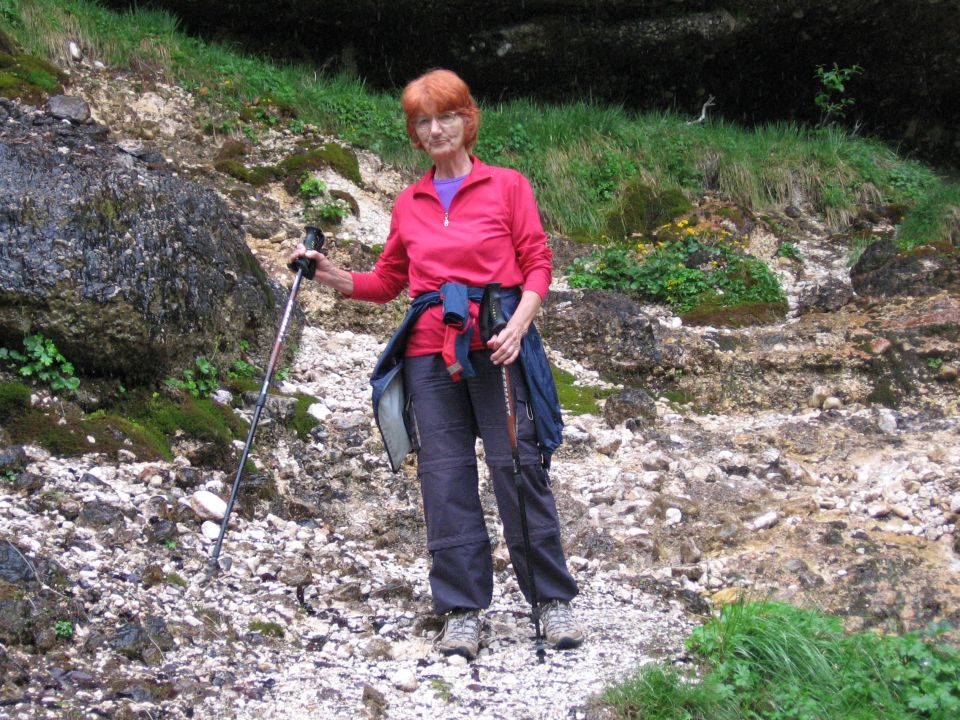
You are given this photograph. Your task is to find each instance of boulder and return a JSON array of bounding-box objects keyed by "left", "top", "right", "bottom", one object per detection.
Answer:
[
  {"left": 539, "top": 290, "right": 662, "bottom": 381},
  {"left": 850, "top": 239, "right": 959, "bottom": 298},
  {"left": 602, "top": 388, "right": 658, "bottom": 428},
  {"left": 0, "top": 98, "right": 297, "bottom": 383}
]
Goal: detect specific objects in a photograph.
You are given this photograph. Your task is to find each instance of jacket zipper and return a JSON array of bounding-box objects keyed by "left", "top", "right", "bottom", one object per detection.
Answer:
[{"left": 444, "top": 212, "right": 449, "bottom": 227}]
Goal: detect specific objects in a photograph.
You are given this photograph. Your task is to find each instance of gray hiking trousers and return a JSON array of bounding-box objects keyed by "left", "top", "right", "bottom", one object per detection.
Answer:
[{"left": 404, "top": 351, "right": 579, "bottom": 614}]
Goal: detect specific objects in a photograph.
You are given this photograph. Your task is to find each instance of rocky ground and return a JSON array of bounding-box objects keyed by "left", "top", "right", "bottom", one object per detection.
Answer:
[{"left": 2, "top": 60, "right": 959, "bottom": 720}]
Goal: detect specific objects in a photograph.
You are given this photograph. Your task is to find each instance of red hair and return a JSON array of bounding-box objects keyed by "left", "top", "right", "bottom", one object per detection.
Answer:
[{"left": 401, "top": 68, "right": 481, "bottom": 151}]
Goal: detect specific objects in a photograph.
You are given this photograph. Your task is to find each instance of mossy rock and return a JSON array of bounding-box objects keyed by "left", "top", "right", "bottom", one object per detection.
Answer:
[
  {"left": 215, "top": 140, "right": 249, "bottom": 162},
  {"left": 551, "top": 365, "right": 614, "bottom": 416},
  {"left": 4, "top": 406, "right": 169, "bottom": 459},
  {"left": 3, "top": 388, "right": 247, "bottom": 462},
  {"left": 291, "top": 392, "right": 320, "bottom": 440},
  {"left": 866, "top": 378, "right": 901, "bottom": 409},
  {"left": 680, "top": 300, "right": 788, "bottom": 328},
  {"left": 278, "top": 142, "right": 362, "bottom": 190},
  {"left": 216, "top": 143, "right": 361, "bottom": 191},
  {"left": 0, "top": 49, "right": 66, "bottom": 104},
  {"left": 213, "top": 159, "right": 281, "bottom": 186},
  {"left": 904, "top": 240, "right": 957, "bottom": 258},
  {"left": 123, "top": 392, "right": 247, "bottom": 448},
  {"left": 0, "top": 381, "right": 31, "bottom": 423},
  {"left": 604, "top": 180, "right": 693, "bottom": 240}
]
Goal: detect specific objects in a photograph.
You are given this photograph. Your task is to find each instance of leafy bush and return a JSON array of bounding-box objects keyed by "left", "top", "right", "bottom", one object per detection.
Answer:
[
  {"left": 0, "top": 334, "right": 80, "bottom": 394},
  {"left": 567, "top": 220, "right": 785, "bottom": 315},
  {"left": 814, "top": 63, "right": 863, "bottom": 126}
]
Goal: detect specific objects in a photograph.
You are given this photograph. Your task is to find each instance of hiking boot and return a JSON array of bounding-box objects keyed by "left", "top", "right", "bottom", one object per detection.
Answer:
[
  {"left": 540, "top": 599, "right": 584, "bottom": 649},
  {"left": 436, "top": 609, "right": 482, "bottom": 660}
]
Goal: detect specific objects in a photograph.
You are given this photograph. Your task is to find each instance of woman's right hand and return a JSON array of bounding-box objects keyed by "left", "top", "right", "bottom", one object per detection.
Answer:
[{"left": 288, "top": 244, "right": 354, "bottom": 296}]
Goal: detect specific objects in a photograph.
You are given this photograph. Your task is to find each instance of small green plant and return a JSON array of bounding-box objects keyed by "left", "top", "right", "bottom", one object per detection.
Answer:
[
  {"left": 198, "top": 114, "right": 236, "bottom": 136},
  {"left": 776, "top": 241, "right": 803, "bottom": 262},
  {"left": 928, "top": 357, "right": 944, "bottom": 371},
  {"left": 298, "top": 174, "right": 326, "bottom": 199},
  {"left": 428, "top": 678, "right": 454, "bottom": 703},
  {"left": 814, "top": 62, "right": 863, "bottom": 126},
  {"left": 165, "top": 356, "right": 219, "bottom": 398},
  {"left": 228, "top": 359, "right": 258, "bottom": 381},
  {"left": 54, "top": 619, "right": 74, "bottom": 640},
  {"left": 248, "top": 620, "right": 285, "bottom": 638},
  {"left": 3, "top": 468, "right": 17, "bottom": 483},
  {"left": 0, "top": 334, "right": 80, "bottom": 395},
  {"left": 299, "top": 173, "right": 351, "bottom": 225},
  {"left": 163, "top": 538, "right": 177, "bottom": 549},
  {"left": 312, "top": 198, "right": 350, "bottom": 223}
]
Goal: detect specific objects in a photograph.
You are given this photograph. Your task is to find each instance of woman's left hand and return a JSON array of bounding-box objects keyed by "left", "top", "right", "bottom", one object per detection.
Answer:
[
  {"left": 488, "top": 323, "right": 524, "bottom": 366},
  {"left": 487, "top": 289, "right": 541, "bottom": 366}
]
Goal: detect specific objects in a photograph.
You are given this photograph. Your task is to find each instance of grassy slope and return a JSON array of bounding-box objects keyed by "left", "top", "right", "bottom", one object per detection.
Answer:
[{"left": 3, "top": 0, "right": 959, "bottom": 247}]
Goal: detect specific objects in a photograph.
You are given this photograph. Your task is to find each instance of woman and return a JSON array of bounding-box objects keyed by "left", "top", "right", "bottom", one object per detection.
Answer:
[{"left": 289, "top": 68, "right": 582, "bottom": 660}]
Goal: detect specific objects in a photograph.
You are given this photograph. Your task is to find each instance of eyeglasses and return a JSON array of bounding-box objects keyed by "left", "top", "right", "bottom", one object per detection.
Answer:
[{"left": 414, "top": 112, "right": 460, "bottom": 133}]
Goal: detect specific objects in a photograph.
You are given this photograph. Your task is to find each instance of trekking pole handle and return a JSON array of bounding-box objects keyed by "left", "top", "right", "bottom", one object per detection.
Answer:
[
  {"left": 481, "top": 282, "right": 507, "bottom": 342},
  {"left": 287, "top": 226, "right": 325, "bottom": 279}
]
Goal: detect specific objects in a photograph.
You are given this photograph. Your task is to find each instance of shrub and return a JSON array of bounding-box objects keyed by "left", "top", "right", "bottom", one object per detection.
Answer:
[{"left": 568, "top": 220, "right": 785, "bottom": 319}]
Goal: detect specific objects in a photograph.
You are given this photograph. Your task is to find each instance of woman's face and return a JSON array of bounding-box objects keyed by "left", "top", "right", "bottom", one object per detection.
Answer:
[{"left": 413, "top": 109, "right": 467, "bottom": 163}]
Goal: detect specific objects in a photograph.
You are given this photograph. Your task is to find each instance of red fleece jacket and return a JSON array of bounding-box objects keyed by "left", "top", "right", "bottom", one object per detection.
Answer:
[{"left": 349, "top": 157, "right": 553, "bottom": 356}]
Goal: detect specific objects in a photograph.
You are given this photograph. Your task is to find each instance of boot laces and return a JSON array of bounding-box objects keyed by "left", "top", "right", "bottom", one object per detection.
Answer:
[
  {"left": 442, "top": 610, "right": 481, "bottom": 642},
  {"left": 541, "top": 600, "right": 576, "bottom": 633}
]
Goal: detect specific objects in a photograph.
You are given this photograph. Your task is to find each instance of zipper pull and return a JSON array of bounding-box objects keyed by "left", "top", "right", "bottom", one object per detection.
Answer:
[{"left": 443, "top": 212, "right": 449, "bottom": 227}]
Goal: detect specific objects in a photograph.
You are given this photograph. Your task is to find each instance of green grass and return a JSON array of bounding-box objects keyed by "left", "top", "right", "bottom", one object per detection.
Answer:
[
  {"left": 552, "top": 365, "right": 614, "bottom": 416},
  {"left": 896, "top": 183, "right": 960, "bottom": 250},
  {"left": 601, "top": 600, "right": 960, "bottom": 720},
  {"left": 5, "top": 0, "right": 959, "bottom": 246}
]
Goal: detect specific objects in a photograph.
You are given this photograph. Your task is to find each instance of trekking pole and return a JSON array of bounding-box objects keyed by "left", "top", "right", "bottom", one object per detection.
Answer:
[
  {"left": 205, "top": 226, "right": 324, "bottom": 580},
  {"left": 482, "top": 282, "right": 547, "bottom": 664}
]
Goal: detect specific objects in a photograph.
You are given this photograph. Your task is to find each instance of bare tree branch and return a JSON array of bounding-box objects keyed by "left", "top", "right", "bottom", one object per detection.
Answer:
[{"left": 687, "top": 95, "right": 716, "bottom": 125}]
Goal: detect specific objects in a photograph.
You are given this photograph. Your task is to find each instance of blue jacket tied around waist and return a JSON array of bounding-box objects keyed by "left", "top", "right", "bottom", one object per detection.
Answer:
[{"left": 370, "top": 283, "right": 564, "bottom": 472}]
